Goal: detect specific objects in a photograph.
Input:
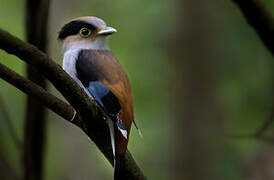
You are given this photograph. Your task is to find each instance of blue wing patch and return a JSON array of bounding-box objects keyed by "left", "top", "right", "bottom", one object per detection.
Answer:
[
  {"left": 87, "top": 81, "right": 109, "bottom": 108},
  {"left": 87, "top": 81, "right": 128, "bottom": 139},
  {"left": 87, "top": 81, "right": 121, "bottom": 116}
]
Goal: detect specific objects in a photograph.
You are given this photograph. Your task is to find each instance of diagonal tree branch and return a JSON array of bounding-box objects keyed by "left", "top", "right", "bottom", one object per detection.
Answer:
[
  {"left": 0, "top": 63, "right": 83, "bottom": 128},
  {"left": 232, "top": 0, "right": 274, "bottom": 55},
  {"left": 0, "top": 28, "right": 146, "bottom": 180},
  {"left": 24, "top": 0, "right": 50, "bottom": 179}
]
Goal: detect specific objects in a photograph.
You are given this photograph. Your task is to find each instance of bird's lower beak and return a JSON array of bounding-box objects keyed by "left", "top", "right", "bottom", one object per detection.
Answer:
[{"left": 97, "top": 26, "right": 117, "bottom": 35}]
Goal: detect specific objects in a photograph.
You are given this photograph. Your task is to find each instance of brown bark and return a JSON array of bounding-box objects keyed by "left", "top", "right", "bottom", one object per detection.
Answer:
[
  {"left": 0, "top": 28, "right": 146, "bottom": 180},
  {"left": 0, "top": 63, "right": 82, "bottom": 127}
]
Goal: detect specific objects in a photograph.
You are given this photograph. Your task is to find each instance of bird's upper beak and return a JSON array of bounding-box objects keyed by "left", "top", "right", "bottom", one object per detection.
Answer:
[{"left": 97, "top": 26, "right": 117, "bottom": 35}]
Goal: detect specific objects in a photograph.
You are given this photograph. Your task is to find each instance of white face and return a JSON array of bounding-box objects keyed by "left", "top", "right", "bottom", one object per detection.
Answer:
[
  {"left": 62, "top": 31, "right": 111, "bottom": 53},
  {"left": 59, "top": 16, "right": 117, "bottom": 53}
]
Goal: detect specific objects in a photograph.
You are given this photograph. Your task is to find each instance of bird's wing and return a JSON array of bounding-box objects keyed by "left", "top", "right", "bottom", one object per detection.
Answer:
[
  {"left": 87, "top": 81, "right": 121, "bottom": 116},
  {"left": 75, "top": 49, "right": 130, "bottom": 140}
]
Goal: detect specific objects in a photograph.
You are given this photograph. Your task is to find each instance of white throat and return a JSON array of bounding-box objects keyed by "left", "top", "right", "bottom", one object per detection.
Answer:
[{"left": 62, "top": 37, "right": 109, "bottom": 54}]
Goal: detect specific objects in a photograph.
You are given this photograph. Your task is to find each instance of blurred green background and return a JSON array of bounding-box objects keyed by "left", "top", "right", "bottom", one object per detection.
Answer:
[{"left": 0, "top": 0, "right": 273, "bottom": 179}]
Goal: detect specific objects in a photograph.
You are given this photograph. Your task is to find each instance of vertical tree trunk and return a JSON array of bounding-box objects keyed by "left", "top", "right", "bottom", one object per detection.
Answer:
[
  {"left": 24, "top": 0, "right": 50, "bottom": 180},
  {"left": 170, "top": 0, "right": 223, "bottom": 179}
]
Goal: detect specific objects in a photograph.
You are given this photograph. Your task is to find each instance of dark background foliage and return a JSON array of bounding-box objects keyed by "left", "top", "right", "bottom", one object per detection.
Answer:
[{"left": 0, "top": 0, "right": 273, "bottom": 179}]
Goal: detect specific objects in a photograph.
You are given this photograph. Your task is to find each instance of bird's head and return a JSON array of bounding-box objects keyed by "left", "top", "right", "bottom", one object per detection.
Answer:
[{"left": 58, "top": 16, "right": 117, "bottom": 53}]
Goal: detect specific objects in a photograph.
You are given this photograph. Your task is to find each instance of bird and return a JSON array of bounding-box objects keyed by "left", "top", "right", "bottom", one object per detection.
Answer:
[{"left": 58, "top": 16, "right": 141, "bottom": 179}]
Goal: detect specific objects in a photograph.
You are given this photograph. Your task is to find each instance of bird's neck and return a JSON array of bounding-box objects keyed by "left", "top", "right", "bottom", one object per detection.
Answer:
[{"left": 62, "top": 37, "right": 110, "bottom": 54}]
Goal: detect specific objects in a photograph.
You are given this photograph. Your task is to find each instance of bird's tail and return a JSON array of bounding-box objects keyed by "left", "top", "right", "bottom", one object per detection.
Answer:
[
  {"left": 107, "top": 117, "right": 127, "bottom": 179},
  {"left": 114, "top": 155, "right": 125, "bottom": 180},
  {"left": 133, "top": 119, "right": 143, "bottom": 138},
  {"left": 106, "top": 119, "right": 116, "bottom": 158},
  {"left": 107, "top": 118, "right": 125, "bottom": 180}
]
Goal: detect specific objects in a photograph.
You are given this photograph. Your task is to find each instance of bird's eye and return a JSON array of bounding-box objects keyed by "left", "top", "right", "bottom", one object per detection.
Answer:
[{"left": 79, "top": 28, "right": 91, "bottom": 38}]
